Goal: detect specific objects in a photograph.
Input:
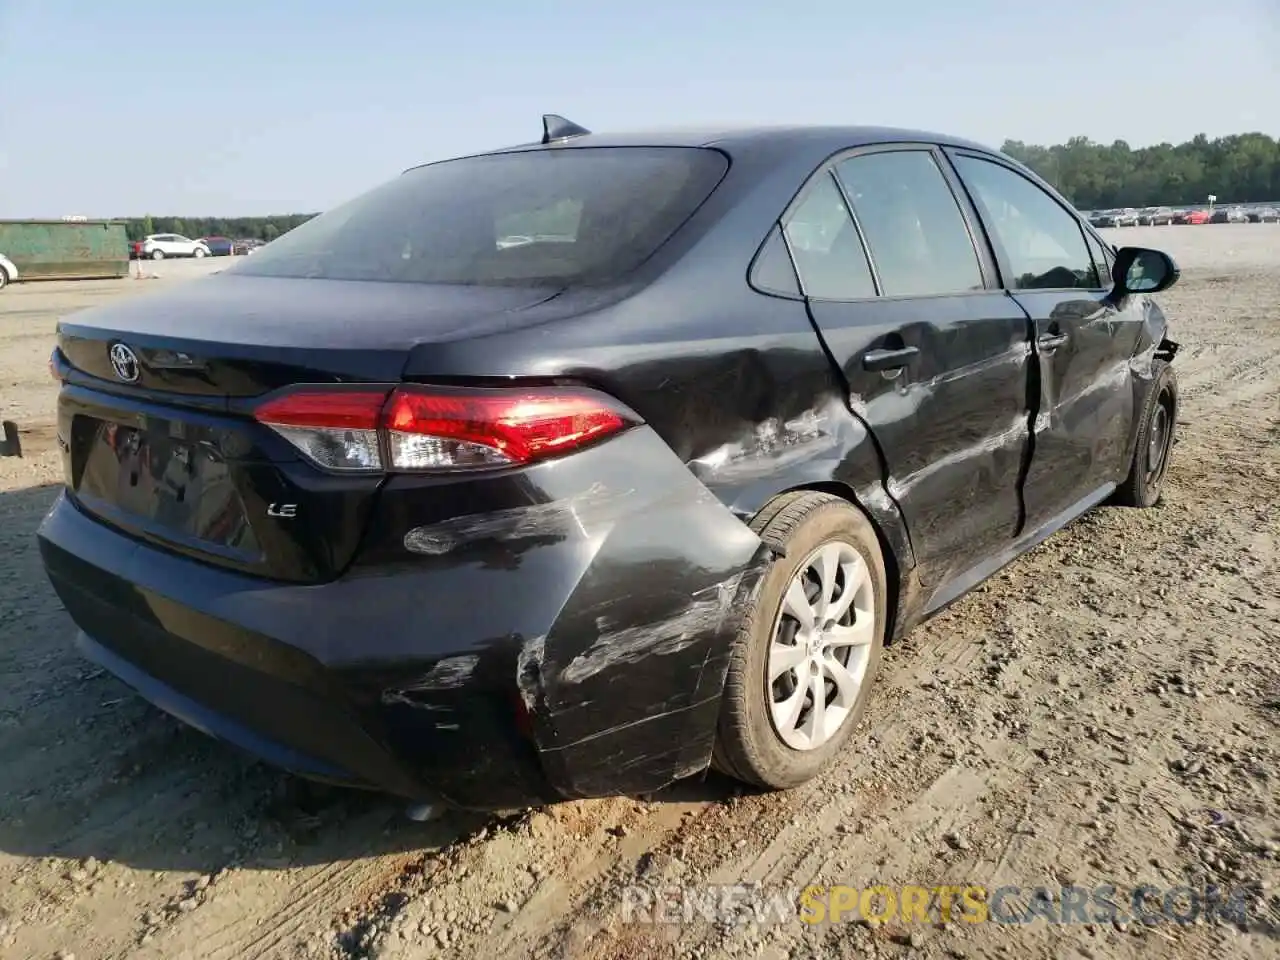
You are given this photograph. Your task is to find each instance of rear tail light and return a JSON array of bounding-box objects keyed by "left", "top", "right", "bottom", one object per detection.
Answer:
[
  {"left": 253, "top": 389, "right": 386, "bottom": 472},
  {"left": 253, "top": 384, "right": 639, "bottom": 474}
]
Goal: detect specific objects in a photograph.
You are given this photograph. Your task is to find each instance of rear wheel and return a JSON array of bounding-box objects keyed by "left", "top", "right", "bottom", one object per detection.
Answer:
[
  {"left": 713, "top": 491, "right": 887, "bottom": 790},
  {"left": 193, "top": 247, "right": 207, "bottom": 258},
  {"left": 0, "top": 267, "right": 7, "bottom": 291},
  {"left": 150, "top": 248, "right": 165, "bottom": 260},
  {"left": 1112, "top": 360, "right": 1177, "bottom": 507}
]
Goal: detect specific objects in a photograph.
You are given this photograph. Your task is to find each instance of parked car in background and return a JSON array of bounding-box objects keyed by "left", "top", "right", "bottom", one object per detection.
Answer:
[
  {"left": 0, "top": 253, "right": 18, "bottom": 290},
  {"left": 38, "top": 119, "right": 1183, "bottom": 810},
  {"left": 233, "top": 238, "right": 265, "bottom": 255},
  {"left": 1247, "top": 206, "right": 1279, "bottom": 223},
  {"left": 200, "top": 236, "right": 235, "bottom": 257},
  {"left": 1175, "top": 209, "right": 1210, "bottom": 225},
  {"left": 1114, "top": 208, "right": 1140, "bottom": 227},
  {"left": 137, "top": 234, "right": 211, "bottom": 260},
  {"left": 1139, "top": 207, "right": 1175, "bottom": 226},
  {"left": 1210, "top": 206, "right": 1249, "bottom": 224},
  {"left": 1090, "top": 209, "right": 1119, "bottom": 227}
]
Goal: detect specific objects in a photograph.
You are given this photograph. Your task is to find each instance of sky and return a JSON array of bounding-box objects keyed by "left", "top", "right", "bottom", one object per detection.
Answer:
[{"left": 2, "top": 0, "right": 1277, "bottom": 218}]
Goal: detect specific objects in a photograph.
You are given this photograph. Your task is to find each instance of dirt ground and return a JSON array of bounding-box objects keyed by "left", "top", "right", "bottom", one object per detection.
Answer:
[{"left": 0, "top": 229, "right": 1276, "bottom": 960}]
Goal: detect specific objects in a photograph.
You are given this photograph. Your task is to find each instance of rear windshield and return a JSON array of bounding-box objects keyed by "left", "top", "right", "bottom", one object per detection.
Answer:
[{"left": 229, "top": 147, "right": 728, "bottom": 286}]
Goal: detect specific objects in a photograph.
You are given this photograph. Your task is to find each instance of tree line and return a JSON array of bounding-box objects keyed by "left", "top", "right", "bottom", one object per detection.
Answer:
[
  {"left": 120, "top": 214, "right": 317, "bottom": 243},
  {"left": 114, "top": 130, "right": 1280, "bottom": 235},
  {"left": 1001, "top": 132, "right": 1280, "bottom": 210}
]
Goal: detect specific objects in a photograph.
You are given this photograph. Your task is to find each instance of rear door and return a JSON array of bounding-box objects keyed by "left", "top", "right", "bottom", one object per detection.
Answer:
[
  {"left": 945, "top": 149, "right": 1146, "bottom": 533},
  {"left": 786, "top": 145, "right": 1035, "bottom": 590}
]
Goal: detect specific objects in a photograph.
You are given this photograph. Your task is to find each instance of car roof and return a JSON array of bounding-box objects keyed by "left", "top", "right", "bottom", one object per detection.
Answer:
[{"left": 414, "top": 124, "right": 1004, "bottom": 170}]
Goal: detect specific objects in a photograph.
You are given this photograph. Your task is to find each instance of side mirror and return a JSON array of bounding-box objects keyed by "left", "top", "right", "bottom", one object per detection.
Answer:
[{"left": 1112, "top": 246, "right": 1180, "bottom": 296}]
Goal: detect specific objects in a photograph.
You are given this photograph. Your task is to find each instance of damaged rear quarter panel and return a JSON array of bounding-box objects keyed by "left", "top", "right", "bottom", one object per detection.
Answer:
[
  {"left": 502, "top": 427, "right": 771, "bottom": 799},
  {"left": 345, "top": 427, "right": 771, "bottom": 806}
]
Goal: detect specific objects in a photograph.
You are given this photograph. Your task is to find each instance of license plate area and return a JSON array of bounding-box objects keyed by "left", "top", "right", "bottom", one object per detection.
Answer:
[{"left": 73, "top": 416, "right": 259, "bottom": 558}]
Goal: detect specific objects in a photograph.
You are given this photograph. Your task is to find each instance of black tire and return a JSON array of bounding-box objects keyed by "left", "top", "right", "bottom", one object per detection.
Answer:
[
  {"left": 150, "top": 248, "right": 165, "bottom": 260},
  {"left": 0, "top": 268, "right": 7, "bottom": 291},
  {"left": 712, "top": 491, "right": 888, "bottom": 790},
  {"left": 1112, "top": 359, "right": 1178, "bottom": 507},
  {"left": 193, "top": 247, "right": 207, "bottom": 258}
]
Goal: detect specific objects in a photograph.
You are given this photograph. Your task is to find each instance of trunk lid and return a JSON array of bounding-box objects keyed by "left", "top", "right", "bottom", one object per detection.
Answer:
[
  {"left": 54, "top": 274, "right": 564, "bottom": 583},
  {"left": 57, "top": 274, "right": 564, "bottom": 398}
]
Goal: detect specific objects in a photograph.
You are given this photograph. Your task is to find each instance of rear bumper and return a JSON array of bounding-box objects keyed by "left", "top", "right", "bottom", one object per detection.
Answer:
[{"left": 37, "top": 428, "right": 770, "bottom": 809}]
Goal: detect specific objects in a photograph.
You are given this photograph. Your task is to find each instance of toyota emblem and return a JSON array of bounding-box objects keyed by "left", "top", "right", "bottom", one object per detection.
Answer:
[{"left": 109, "top": 343, "right": 140, "bottom": 383}]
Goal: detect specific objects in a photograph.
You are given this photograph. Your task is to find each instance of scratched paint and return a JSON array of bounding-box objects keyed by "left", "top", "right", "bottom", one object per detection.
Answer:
[
  {"left": 689, "top": 403, "right": 842, "bottom": 482},
  {"left": 515, "top": 634, "right": 546, "bottom": 713},
  {"left": 888, "top": 415, "right": 1028, "bottom": 499},
  {"left": 380, "top": 654, "right": 481, "bottom": 707},
  {"left": 916, "top": 343, "right": 1032, "bottom": 389},
  {"left": 407, "top": 654, "right": 479, "bottom": 690},
  {"left": 868, "top": 344, "right": 1031, "bottom": 424},
  {"left": 403, "top": 482, "right": 632, "bottom": 555},
  {"left": 558, "top": 572, "right": 746, "bottom": 685}
]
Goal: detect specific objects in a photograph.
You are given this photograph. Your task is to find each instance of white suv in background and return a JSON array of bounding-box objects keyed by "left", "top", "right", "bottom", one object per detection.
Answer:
[
  {"left": 138, "top": 234, "right": 210, "bottom": 260},
  {"left": 0, "top": 253, "right": 17, "bottom": 290}
]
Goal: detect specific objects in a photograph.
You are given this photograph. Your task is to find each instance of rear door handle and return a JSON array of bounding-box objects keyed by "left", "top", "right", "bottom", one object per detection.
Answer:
[
  {"left": 1038, "top": 332, "right": 1068, "bottom": 351},
  {"left": 862, "top": 345, "right": 919, "bottom": 372}
]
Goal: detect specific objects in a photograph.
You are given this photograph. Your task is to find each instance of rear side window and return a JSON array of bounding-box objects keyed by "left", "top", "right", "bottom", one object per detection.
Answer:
[
  {"left": 782, "top": 173, "right": 876, "bottom": 300},
  {"left": 952, "top": 155, "right": 1100, "bottom": 291},
  {"left": 230, "top": 147, "right": 728, "bottom": 286},
  {"left": 835, "top": 151, "right": 985, "bottom": 297},
  {"left": 750, "top": 225, "right": 801, "bottom": 296}
]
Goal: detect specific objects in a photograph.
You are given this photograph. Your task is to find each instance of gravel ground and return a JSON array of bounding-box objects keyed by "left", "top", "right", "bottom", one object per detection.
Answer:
[{"left": 0, "top": 228, "right": 1276, "bottom": 960}]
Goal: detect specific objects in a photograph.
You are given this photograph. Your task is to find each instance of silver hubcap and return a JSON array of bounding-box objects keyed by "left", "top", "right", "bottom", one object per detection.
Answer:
[{"left": 768, "top": 541, "right": 875, "bottom": 751}]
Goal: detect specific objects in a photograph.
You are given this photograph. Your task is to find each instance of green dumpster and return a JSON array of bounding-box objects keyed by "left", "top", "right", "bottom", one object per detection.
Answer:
[{"left": 0, "top": 220, "right": 130, "bottom": 281}]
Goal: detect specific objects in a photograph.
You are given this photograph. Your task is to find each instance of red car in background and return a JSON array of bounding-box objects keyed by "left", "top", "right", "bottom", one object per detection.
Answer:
[{"left": 1175, "top": 209, "right": 1211, "bottom": 225}]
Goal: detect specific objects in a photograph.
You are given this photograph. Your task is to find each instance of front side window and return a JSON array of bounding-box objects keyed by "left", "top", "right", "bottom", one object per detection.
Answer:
[
  {"left": 953, "top": 155, "right": 1100, "bottom": 291},
  {"left": 1085, "top": 231, "right": 1113, "bottom": 288},
  {"left": 230, "top": 147, "right": 728, "bottom": 286},
  {"left": 835, "top": 150, "right": 985, "bottom": 297},
  {"left": 781, "top": 173, "right": 876, "bottom": 300}
]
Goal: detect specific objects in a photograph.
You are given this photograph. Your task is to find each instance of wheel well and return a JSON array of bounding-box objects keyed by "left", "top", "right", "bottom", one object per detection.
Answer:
[{"left": 770, "top": 480, "right": 904, "bottom": 645}]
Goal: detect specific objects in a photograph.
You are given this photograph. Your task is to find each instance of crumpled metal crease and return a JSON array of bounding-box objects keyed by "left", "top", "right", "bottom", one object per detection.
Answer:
[
  {"left": 689, "top": 404, "right": 841, "bottom": 482},
  {"left": 558, "top": 571, "right": 748, "bottom": 685}
]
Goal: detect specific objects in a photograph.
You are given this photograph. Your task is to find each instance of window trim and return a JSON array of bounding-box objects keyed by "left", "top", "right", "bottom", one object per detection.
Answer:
[
  {"left": 770, "top": 142, "right": 1000, "bottom": 304},
  {"left": 747, "top": 222, "right": 805, "bottom": 300},
  {"left": 1083, "top": 229, "right": 1115, "bottom": 289},
  {"left": 780, "top": 169, "right": 881, "bottom": 301},
  {"left": 832, "top": 143, "right": 1000, "bottom": 299},
  {"left": 942, "top": 147, "right": 1110, "bottom": 294}
]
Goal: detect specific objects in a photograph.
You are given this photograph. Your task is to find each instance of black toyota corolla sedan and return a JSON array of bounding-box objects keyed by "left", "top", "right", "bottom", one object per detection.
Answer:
[{"left": 38, "top": 116, "right": 1181, "bottom": 811}]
